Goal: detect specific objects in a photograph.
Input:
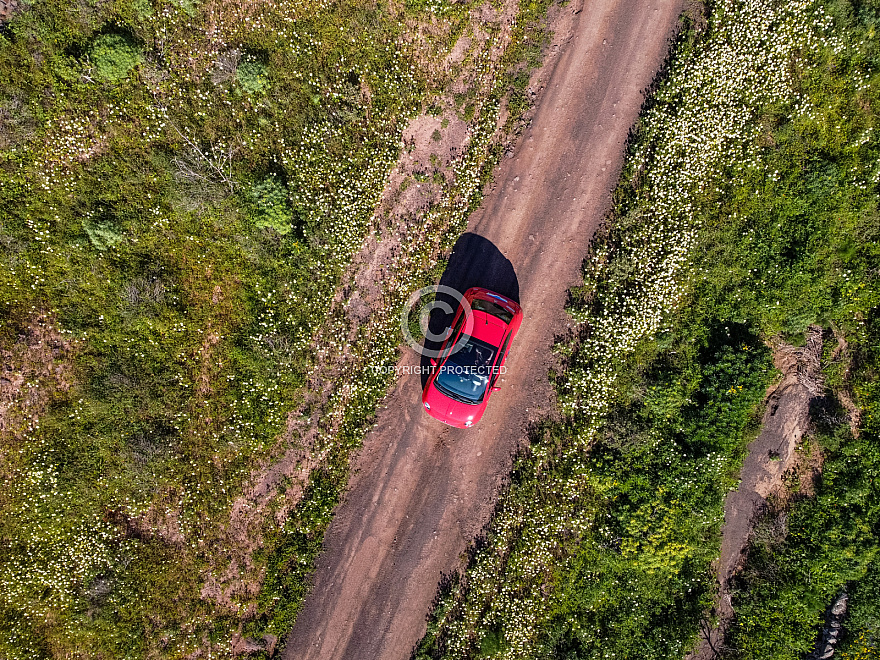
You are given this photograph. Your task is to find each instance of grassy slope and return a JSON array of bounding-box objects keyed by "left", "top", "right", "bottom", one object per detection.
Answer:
[
  {"left": 0, "top": 0, "right": 420, "bottom": 654},
  {"left": 415, "top": 0, "right": 880, "bottom": 658}
]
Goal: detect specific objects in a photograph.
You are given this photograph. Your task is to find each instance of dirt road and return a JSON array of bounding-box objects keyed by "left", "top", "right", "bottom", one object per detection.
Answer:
[{"left": 283, "top": 0, "right": 683, "bottom": 657}]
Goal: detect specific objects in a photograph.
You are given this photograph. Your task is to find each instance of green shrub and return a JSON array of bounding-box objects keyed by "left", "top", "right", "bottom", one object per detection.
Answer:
[
  {"left": 82, "top": 218, "right": 123, "bottom": 249},
  {"left": 250, "top": 176, "right": 294, "bottom": 235},
  {"left": 90, "top": 34, "right": 142, "bottom": 82},
  {"left": 237, "top": 59, "right": 269, "bottom": 94}
]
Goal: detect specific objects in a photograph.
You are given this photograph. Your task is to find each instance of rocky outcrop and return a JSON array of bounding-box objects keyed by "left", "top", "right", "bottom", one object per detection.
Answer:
[{"left": 810, "top": 591, "right": 849, "bottom": 660}]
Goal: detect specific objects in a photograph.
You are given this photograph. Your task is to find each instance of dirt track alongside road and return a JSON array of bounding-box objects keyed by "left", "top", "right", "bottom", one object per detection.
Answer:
[{"left": 284, "top": 0, "right": 683, "bottom": 657}]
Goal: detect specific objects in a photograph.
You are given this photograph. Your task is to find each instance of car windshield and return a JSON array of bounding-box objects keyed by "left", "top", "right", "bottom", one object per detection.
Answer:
[
  {"left": 471, "top": 298, "right": 514, "bottom": 324},
  {"left": 435, "top": 336, "right": 497, "bottom": 404}
]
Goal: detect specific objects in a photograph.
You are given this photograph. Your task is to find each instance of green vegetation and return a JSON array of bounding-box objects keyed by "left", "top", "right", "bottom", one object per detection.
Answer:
[
  {"left": 236, "top": 59, "right": 269, "bottom": 96},
  {"left": 524, "top": 324, "right": 772, "bottom": 659},
  {"left": 415, "top": 0, "right": 880, "bottom": 658},
  {"left": 249, "top": 175, "right": 295, "bottom": 236},
  {"left": 90, "top": 33, "right": 143, "bottom": 82}
]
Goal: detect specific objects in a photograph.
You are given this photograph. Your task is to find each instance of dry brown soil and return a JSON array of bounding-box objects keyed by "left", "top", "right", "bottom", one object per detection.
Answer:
[
  {"left": 283, "top": 0, "right": 684, "bottom": 657},
  {"left": 690, "top": 329, "right": 826, "bottom": 659},
  {"left": 0, "top": 0, "right": 17, "bottom": 22}
]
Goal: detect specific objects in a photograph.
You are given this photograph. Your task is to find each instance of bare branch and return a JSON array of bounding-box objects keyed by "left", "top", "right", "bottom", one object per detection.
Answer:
[{"left": 166, "top": 119, "right": 238, "bottom": 194}]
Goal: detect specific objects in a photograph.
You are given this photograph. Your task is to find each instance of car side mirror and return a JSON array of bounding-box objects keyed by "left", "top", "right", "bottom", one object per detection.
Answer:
[
  {"left": 430, "top": 357, "right": 437, "bottom": 366},
  {"left": 491, "top": 386, "right": 501, "bottom": 392}
]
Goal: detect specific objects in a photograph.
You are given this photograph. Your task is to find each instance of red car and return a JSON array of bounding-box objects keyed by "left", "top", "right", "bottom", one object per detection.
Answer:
[{"left": 422, "top": 287, "right": 523, "bottom": 428}]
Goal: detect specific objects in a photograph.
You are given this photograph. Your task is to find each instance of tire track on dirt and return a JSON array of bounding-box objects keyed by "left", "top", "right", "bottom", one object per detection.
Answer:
[{"left": 283, "top": 0, "right": 683, "bottom": 657}]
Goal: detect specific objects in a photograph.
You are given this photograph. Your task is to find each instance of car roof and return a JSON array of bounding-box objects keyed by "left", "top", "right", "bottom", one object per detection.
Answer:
[{"left": 467, "top": 309, "right": 507, "bottom": 347}]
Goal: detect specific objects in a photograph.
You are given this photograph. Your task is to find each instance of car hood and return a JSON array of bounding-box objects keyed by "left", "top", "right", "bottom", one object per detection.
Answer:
[{"left": 423, "top": 383, "right": 485, "bottom": 427}]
